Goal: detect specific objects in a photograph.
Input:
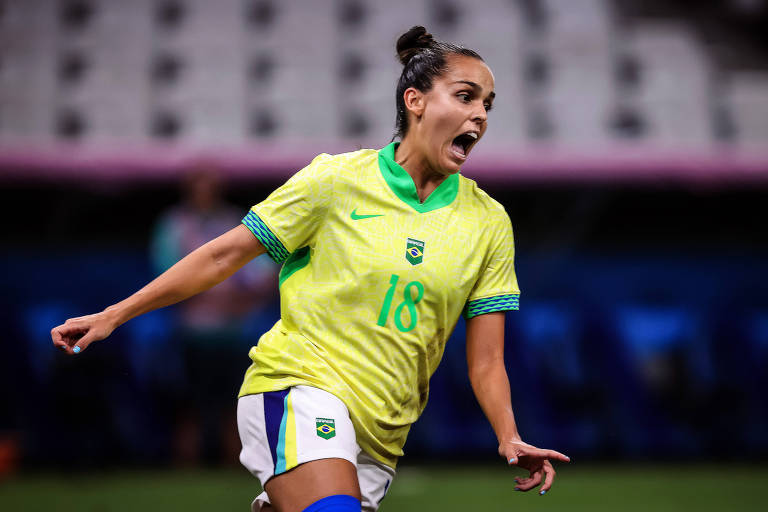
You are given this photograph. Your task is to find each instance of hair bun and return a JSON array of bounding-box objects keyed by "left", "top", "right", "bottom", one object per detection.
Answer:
[{"left": 396, "top": 26, "right": 435, "bottom": 66}]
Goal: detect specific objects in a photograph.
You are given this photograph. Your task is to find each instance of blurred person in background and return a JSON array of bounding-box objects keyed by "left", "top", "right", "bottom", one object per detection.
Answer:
[{"left": 151, "top": 163, "right": 278, "bottom": 466}]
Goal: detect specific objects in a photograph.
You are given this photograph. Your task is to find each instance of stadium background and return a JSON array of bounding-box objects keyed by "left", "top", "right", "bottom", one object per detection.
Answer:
[{"left": 1, "top": 0, "right": 767, "bottom": 510}]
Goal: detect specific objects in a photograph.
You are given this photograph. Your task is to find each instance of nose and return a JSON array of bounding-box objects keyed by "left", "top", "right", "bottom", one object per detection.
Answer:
[{"left": 472, "top": 102, "right": 487, "bottom": 124}]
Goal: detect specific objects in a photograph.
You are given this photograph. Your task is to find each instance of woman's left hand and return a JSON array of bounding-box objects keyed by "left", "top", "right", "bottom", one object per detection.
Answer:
[{"left": 499, "top": 439, "right": 570, "bottom": 495}]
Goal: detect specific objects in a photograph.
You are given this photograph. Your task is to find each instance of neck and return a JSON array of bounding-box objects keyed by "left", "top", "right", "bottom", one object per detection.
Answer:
[{"left": 395, "top": 136, "right": 448, "bottom": 203}]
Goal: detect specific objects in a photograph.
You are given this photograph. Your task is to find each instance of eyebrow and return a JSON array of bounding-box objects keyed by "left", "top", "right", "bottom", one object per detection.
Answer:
[{"left": 453, "top": 80, "right": 496, "bottom": 100}]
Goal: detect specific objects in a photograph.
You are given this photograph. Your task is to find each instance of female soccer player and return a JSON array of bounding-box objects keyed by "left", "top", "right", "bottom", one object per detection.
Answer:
[{"left": 51, "top": 26, "right": 569, "bottom": 512}]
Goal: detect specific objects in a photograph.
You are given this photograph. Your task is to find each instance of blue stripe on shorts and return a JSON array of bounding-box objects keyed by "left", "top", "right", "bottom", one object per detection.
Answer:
[{"left": 263, "top": 389, "right": 289, "bottom": 473}]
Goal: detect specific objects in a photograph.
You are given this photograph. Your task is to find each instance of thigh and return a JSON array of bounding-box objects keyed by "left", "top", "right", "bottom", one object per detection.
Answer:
[
  {"left": 266, "top": 458, "right": 360, "bottom": 512},
  {"left": 238, "top": 386, "right": 362, "bottom": 511}
]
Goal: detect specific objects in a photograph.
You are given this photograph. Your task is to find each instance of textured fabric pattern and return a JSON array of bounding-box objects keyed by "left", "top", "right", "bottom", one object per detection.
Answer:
[
  {"left": 465, "top": 293, "right": 520, "bottom": 318},
  {"left": 240, "top": 143, "right": 520, "bottom": 468},
  {"left": 242, "top": 210, "right": 290, "bottom": 263}
]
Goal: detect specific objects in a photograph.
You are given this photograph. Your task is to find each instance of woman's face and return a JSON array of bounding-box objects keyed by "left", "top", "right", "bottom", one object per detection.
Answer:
[{"left": 409, "top": 55, "right": 495, "bottom": 175}]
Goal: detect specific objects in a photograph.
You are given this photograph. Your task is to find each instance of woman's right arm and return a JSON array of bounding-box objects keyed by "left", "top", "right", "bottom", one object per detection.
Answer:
[{"left": 51, "top": 224, "right": 266, "bottom": 354}]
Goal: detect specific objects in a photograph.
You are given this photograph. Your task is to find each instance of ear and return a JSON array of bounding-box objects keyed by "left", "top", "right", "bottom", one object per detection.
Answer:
[{"left": 403, "top": 87, "right": 426, "bottom": 119}]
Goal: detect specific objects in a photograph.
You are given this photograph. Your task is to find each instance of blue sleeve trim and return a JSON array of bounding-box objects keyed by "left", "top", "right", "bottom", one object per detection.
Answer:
[
  {"left": 464, "top": 293, "right": 520, "bottom": 319},
  {"left": 242, "top": 210, "right": 290, "bottom": 263}
]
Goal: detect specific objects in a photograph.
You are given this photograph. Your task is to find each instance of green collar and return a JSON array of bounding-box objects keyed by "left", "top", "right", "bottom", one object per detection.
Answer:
[{"left": 377, "top": 142, "right": 459, "bottom": 213}]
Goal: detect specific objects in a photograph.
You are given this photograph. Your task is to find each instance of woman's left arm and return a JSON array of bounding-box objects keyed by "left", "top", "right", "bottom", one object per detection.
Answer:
[{"left": 466, "top": 312, "right": 570, "bottom": 495}]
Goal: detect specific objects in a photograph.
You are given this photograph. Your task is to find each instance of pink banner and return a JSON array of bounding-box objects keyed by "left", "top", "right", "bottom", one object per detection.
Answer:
[{"left": 1, "top": 142, "right": 767, "bottom": 185}]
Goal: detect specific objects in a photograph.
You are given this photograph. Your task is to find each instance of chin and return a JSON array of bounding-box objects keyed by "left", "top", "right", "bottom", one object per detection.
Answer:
[
  {"left": 441, "top": 155, "right": 463, "bottom": 175},
  {"left": 439, "top": 155, "right": 466, "bottom": 176},
  {"left": 437, "top": 160, "right": 459, "bottom": 175}
]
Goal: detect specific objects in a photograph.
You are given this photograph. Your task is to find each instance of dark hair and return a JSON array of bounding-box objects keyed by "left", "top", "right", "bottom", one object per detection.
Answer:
[{"left": 394, "top": 26, "right": 483, "bottom": 139}]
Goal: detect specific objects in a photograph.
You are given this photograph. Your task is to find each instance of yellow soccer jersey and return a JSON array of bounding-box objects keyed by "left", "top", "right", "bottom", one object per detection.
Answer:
[{"left": 239, "top": 142, "right": 520, "bottom": 468}]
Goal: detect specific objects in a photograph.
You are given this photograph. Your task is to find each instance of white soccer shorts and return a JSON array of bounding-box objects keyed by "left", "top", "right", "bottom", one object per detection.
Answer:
[{"left": 237, "top": 385, "right": 395, "bottom": 512}]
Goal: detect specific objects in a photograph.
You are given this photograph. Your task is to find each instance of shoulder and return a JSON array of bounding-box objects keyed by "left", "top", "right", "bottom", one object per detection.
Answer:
[
  {"left": 319, "top": 148, "right": 379, "bottom": 178},
  {"left": 308, "top": 148, "right": 378, "bottom": 170},
  {"left": 299, "top": 148, "right": 379, "bottom": 181},
  {"left": 457, "top": 175, "right": 511, "bottom": 227}
]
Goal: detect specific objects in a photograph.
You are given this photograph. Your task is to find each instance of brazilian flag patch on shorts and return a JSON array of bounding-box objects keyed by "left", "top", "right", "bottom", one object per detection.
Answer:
[{"left": 316, "top": 418, "right": 336, "bottom": 440}]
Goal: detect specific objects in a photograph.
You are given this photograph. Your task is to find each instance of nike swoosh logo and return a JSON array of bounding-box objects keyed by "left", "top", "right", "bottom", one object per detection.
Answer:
[{"left": 350, "top": 208, "right": 384, "bottom": 220}]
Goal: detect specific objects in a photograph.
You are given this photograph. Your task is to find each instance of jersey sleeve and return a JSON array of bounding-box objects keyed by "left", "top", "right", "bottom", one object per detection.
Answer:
[
  {"left": 463, "top": 211, "right": 520, "bottom": 319},
  {"left": 242, "top": 153, "right": 335, "bottom": 263}
]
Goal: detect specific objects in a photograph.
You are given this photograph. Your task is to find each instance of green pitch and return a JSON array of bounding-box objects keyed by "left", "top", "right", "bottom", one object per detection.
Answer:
[{"left": 0, "top": 464, "right": 764, "bottom": 511}]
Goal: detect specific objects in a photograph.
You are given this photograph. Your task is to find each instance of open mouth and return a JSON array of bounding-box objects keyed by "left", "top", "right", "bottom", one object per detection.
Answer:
[{"left": 450, "top": 132, "right": 479, "bottom": 160}]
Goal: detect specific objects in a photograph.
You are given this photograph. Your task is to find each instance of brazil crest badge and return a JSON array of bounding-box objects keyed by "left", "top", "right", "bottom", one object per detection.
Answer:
[
  {"left": 316, "top": 418, "right": 336, "bottom": 440},
  {"left": 406, "top": 238, "right": 424, "bottom": 265}
]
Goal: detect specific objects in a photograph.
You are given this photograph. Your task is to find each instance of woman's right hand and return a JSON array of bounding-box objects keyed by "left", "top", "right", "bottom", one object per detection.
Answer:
[
  {"left": 51, "top": 312, "right": 117, "bottom": 355},
  {"left": 49, "top": 224, "right": 267, "bottom": 356}
]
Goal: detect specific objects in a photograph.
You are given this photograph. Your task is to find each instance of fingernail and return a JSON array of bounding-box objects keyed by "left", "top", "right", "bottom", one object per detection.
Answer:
[
  {"left": 508, "top": 458, "right": 516, "bottom": 463},
  {"left": 73, "top": 346, "right": 81, "bottom": 354},
  {"left": 514, "top": 488, "right": 521, "bottom": 491},
  {"left": 540, "top": 490, "right": 547, "bottom": 496}
]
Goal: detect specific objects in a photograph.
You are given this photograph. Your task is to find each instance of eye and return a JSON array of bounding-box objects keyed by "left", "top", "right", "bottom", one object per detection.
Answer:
[
  {"left": 484, "top": 102, "right": 493, "bottom": 112},
  {"left": 457, "top": 92, "right": 471, "bottom": 103}
]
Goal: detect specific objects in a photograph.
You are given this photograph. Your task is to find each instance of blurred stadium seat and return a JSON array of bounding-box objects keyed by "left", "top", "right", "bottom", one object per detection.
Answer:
[
  {"left": 1, "top": 0, "right": 765, "bottom": 159},
  {"left": 529, "top": 0, "right": 615, "bottom": 146},
  {"left": 619, "top": 22, "right": 713, "bottom": 148},
  {"left": 722, "top": 71, "right": 768, "bottom": 148}
]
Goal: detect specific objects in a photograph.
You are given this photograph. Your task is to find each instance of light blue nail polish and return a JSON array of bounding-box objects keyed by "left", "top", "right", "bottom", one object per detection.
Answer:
[
  {"left": 73, "top": 346, "right": 81, "bottom": 354},
  {"left": 540, "top": 490, "right": 547, "bottom": 496},
  {"left": 509, "top": 458, "right": 516, "bottom": 463}
]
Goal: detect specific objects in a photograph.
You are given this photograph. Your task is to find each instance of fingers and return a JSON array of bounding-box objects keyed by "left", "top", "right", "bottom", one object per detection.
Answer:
[
  {"left": 514, "top": 469, "right": 542, "bottom": 492},
  {"left": 522, "top": 445, "right": 571, "bottom": 463},
  {"left": 503, "top": 441, "right": 567, "bottom": 496},
  {"left": 51, "top": 326, "right": 66, "bottom": 349},
  {"left": 50, "top": 320, "right": 89, "bottom": 355},
  {"left": 540, "top": 461, "right": 556, "bottom": 494},
  {"left": 502, "top": 440, "right": 571, "bottom": 464},
  {"left": 512, "top": 462, "right": 556, "bottom": 495},
  {"left": 71, "top": 330, "right": 99, "bottom": 354},
  {"left": 542, "top": 448, "right": 570, "bottom": 463},
  {"left": 514, "top": 475, "right": 533, "bottom": 487},
  {"left": 51, "top": 325, "right": 78, "bottom": 352},
  {"left": 53, "top": 321, "right": 86, "bottom": 338},
  {"left": 502, "top": 442, "right": 527, "bottom": 465}
]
